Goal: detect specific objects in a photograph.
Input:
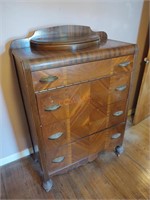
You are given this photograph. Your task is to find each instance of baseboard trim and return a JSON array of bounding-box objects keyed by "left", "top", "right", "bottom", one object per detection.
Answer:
[{"left": 0, "top": 148, "right": 33, "bottom": 167}]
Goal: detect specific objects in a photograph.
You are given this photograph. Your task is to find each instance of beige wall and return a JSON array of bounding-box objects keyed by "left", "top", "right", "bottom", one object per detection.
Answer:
[{"left": 0, "top": 0, "right": 144, "bottom": 159}]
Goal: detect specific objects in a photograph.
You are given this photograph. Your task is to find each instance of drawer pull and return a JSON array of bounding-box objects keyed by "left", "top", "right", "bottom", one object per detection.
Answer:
[
  {"left": 45, "top": 104, "right": 61, "bottom": 111},
  {"left": 39, "top": 75, "right": 58, "bottom": 83},
  {"left": 111, "top": 133, "right": 121, "bottom": 139},
  {"left": 113, "top": 111, "right": 124, "bottom": 116},
  {"left": 118, "top": 61, "right": 130, "bottom": 67},
  {"left": 115, "top": 85, "right": 127, "bottom": 91},
  {"left": 52, "top": 156, "right": 65, "bottom": 163},
  {"left": 48, "top": 132, "right": 64, "bottom": 140}
]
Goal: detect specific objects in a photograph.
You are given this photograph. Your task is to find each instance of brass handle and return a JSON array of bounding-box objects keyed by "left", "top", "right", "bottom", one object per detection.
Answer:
[
  {"left": 48, "top": 132, "right": 64, "bottom": 140},
  {"left": 39, "top": 75, "right": 58, "bottom": 83},
  {"left": 45, "top": 104, "right": 61, "bottom": 111},
  {"left": 115, "top": 85, "right": 127, "bottom": 91},
  {"left": 118, "top": 61, "right": 130, "bottom": 67},
  {"left": 113, "top": 110, "right": 124, "bottom": 116},
  {"left": 52, "top": 156, "right": 65, "bottom": 163},
  {"left": 111, "top": 133, "right": 121, "bottom": 139}
]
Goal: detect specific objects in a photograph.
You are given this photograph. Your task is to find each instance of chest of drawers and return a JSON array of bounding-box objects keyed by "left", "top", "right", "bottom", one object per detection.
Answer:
[{"left": 11, "top": 25, "right": 137, "bottom": 192}]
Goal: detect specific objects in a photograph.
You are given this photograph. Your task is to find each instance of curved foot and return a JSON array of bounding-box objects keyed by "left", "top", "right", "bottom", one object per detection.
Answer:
[
  {"left": 115, "top": 145, "right": 124, "bottom": 157},
  {"left": 43, "top": 179, "right": 53, "bottom": 192}
]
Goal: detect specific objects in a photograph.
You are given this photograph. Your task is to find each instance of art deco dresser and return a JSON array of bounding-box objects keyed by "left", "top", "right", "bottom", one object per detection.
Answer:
[{"left": 10, "top": 25, "right": 137, "bottom": 192}]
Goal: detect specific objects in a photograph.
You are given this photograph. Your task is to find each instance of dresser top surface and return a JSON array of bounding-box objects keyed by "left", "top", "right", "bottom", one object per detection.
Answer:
[{"left": 11, "top": 25, "right": 137, "bottom": 71}]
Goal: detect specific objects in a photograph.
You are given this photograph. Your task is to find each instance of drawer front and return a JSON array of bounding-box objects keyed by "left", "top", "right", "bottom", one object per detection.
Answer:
[
  {"left": 36, "top": 80, "right": 109, "bottom": 132},
  {"left": 112, "top": 55, "right": 134, "bottom": 74},
  {"left": 32, "top": 67, "right": 65, "bottom": 92},
  {"left": 46, "top": 144, "right": 69, "bottom": 173},
  {"left": 105, "top": 123, "right": 125, "bottom": 151},
  {"left": 42, "top": 120, "right": 68, "bottom": 149},
  {"left": 46, "top": 137, "right": 89, "bottom": 173},
  {"left": 108, "top": 100, "right": 127, "bottom": 127},
  {"left": 109, "top": 73, "right": 130, "bottom": 103},
  {"left": 89, "top": 131, "right": 106, "bottom": 154},
  {"left": 89, "top": 123, "right": 125, "bottom": 154},
  {"left": 32, "top": 55, "right": 133, "bottom": 92}
]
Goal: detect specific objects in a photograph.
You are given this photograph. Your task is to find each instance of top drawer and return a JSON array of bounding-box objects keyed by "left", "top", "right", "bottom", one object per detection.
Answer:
[{"left": 32, "top": 55, "right": 134, "bottom": 92}]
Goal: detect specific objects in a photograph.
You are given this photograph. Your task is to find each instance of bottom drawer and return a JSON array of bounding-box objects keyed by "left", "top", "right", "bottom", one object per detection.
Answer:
[
  {"left": 89, "top": 123, "right": 125, "bottom": 154},
  {"left": 105, "top": 123, "right": 125, "bottom": 151},
  {"left": 46, "top": 123, "right": 125, "bottom": 174},
  {"left": 46, "top": 137, "right": 89, "bottom": 173}
]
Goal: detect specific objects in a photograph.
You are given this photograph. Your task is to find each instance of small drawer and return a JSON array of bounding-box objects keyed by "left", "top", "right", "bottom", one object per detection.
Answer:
[
  {"left": 108, "top": 100, "right": 127, "bottom": 127},
  {"left": 109, "top": 73, "right": 130, "bottom": 103},
  {"left": 105, "top": 123, "right": 125, "bottom": 151},
  {"left": 112, "top": 55, "right": 134, "bottom": 74},
  {"left": 46, "top": 137, "right": 89, "bottom": 173}
]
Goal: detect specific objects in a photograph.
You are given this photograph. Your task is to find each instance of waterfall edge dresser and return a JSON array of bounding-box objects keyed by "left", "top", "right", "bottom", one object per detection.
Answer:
[{"left": 10, "top": 25, "right": 137, "bottom": 192}]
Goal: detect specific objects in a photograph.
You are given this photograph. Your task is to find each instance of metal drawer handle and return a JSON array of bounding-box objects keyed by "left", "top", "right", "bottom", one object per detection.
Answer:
[
  {"left": 118, "top": 61, "right": 130, "bottom": 67},
  {"left": 48, "top": 132, "right": 64, "bottom": 140},
  {"left": 111, "top": 133, "right": 121, "bottom": 139},
  {"left": 52, "top": 156, "right": 65, "bottom": 163},
  {"left": 45, "top": 104, "right": 61, "bottom": 111},
  {"left": 39, "top": 75, "right": 58, "bottom": 83},
  {"left": 113, "top": 110, "right": 124, "bottom": 116},
  {"left": 144, "top": 57, "right": 149, "bottom": 64},
  {"left": 115, "top": 85, "right": 127, "bottom": 91}
]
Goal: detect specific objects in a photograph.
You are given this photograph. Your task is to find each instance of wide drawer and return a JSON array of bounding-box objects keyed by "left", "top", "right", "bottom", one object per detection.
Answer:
[
  {"left": 42, "top": 98, "right": 126, "bottom": 150},
  {"left": 36, "top": 79, "right": 109, "bottom": 128},
  {"left": 32, "top": 55, "right": 133, "bottom": 92},
  {"left": 36, "top": 77, "right": 129, "bottom": 126},
  {"left": 46, "top": 123, "right": 125, "bottom": 173}
]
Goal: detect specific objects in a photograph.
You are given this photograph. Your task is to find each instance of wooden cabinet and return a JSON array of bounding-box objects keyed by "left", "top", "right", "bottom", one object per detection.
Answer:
[{"left": 10, "top": 25, "right": 137, "bottom": 192}]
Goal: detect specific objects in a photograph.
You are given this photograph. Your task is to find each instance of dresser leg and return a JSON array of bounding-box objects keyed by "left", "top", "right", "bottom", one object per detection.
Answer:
[
  {"left": 115, "top": 145, "right": 124, "bottom": 156},
  {"left": 42, "top": 179, "right": 53, "bottom": 192}
]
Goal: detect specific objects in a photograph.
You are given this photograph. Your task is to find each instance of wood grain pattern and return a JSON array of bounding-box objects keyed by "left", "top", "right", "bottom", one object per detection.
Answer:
[
  {"left": 109, "top": 73, "right": 130, "bottom": 103},
  {"left": 32, "top": 55, "right": 133, "bottom": 92},
  {"left": 46, "top": 137, "right": 89, "bottom": 174},
  {"left": 46, "top": 122, "right": 125, "bottom": 174},
  {"left": 10, "top": 25, "right": 137, "bottom": 190},
  {"left": 105, "top": 123, "right": 125, "bottom": 151},
  {"left": 1, "top": 117, "right": 149, "bottom": 199},
  {"left": 107, "top": 100, "right": 127, "bottom": 127},
  {"left": 113, "top": 55, "right": 134, "bottom": 74}
]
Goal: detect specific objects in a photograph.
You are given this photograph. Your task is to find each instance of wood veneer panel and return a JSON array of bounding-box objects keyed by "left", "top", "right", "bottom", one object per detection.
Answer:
[
  {"left": 113, "top": 55, "right": 134, "bottom": 74},
  {"left": 46, "top": 137, "right": 89, "bottom": 174},
  {"left": 109, "top": 73, "right": 130, "bottom": 103},
  {"left": 105, "top": 123, "right": 125, "bottom": 151},
  {"left": 32, "top": 55, "right": 134, "bottom": 92},
  {"left": 107, "top": 100, "right": 127, "bottom": 127}
]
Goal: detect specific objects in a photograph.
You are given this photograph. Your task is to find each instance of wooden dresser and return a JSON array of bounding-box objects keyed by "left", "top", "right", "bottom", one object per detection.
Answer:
[{"left": 10, "top": 25, "right": 137, "bottom": 192}]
